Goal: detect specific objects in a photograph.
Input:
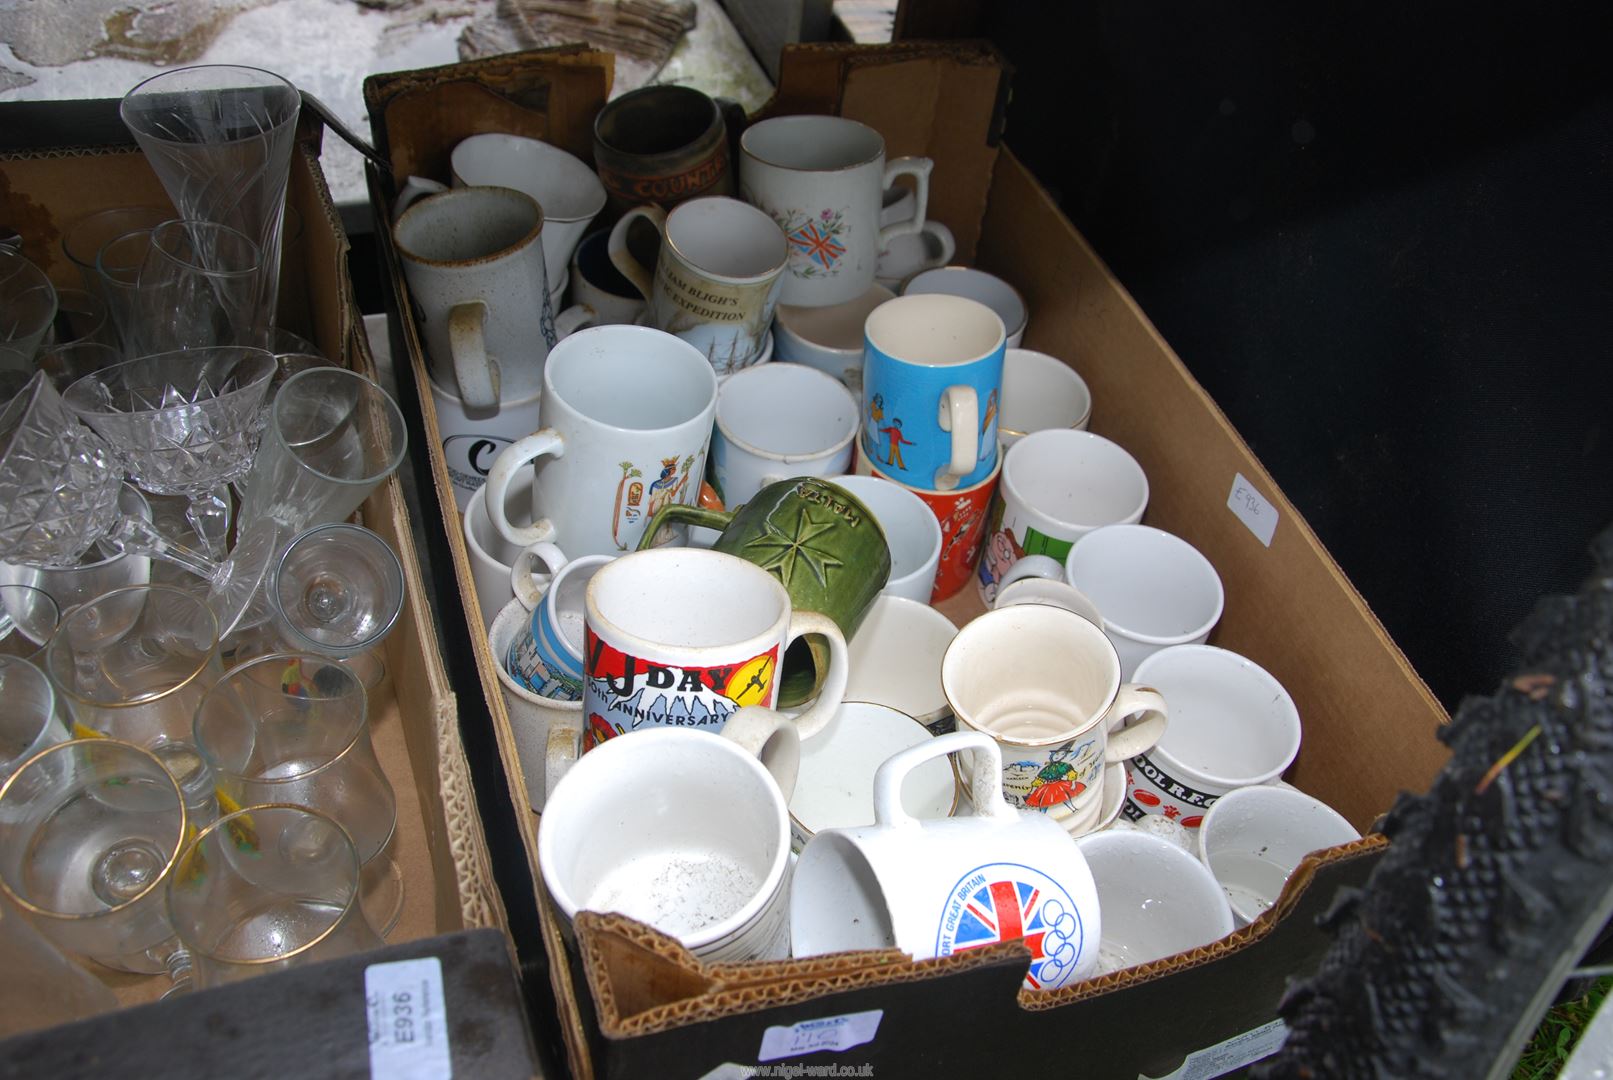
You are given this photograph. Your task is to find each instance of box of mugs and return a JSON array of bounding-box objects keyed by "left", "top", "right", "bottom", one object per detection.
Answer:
[
  {"left": 366, "top": 42, "right": 1452, "bottom": 1080},
  {"left": 0, "top": 100, "right": 511, "bottom": 1029}
]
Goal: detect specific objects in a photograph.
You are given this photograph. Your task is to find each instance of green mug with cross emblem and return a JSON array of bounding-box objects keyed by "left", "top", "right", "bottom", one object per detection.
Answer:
[{"left": 638, "top": 477, "right": 891, "bottom": 706}]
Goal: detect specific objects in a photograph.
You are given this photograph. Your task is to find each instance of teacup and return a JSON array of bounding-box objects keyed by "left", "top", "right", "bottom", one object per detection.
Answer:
[
  {"left": 709, "top": 363, "right": 858, "bottom": 507},
  {"left": 1073, "top": 829, "right": 1234, "bottom": 973},
  {"left": 903, "top": 266, "right": 1027, "bottom": 347},
  {"left": 999, "top": 348, "right": 1091, "bottom": 448},
  {"left": 772, "top": 283, "right": 895, "bottom": 391}
]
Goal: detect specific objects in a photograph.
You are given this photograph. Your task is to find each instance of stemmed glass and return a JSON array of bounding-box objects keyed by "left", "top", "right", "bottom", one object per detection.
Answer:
[
  {"left": 192, "top": 653, "right": 404, "bottom": 935},
  {"left": 0, "top": 583, "right": 61, "bottom": 661},
  {"left": 0, "top": 738, "right": 188, "bottom": 975},
  {"left": 131, "top": 221, "right": 264, "bottom": 354},
  {"left": 267, "top": 523, "right": 404, "bottom": 689},
  {"left": 0, "top": 483, "right": 154, "bottom": 616},
  {"left": 63, "top": 347, "right": 277, "bottom": 555},
  {"left": 166, "top": 804, "right": 383, "bottom": 987}
]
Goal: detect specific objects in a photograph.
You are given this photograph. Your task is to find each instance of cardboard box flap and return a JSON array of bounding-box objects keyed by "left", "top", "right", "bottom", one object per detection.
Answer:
[
  {"left": 767, "top": 40, "right": 1011, "bottom": 264},
  {"left": 363, "top": 45, "right": 614, "bottom": 181}
]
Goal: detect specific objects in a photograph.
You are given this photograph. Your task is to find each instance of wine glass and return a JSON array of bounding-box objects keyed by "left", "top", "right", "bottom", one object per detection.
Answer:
[
  {"left": 0, "top": 482, "right": 154, "bottom": 617},
  {"left": 166, "top": 804, "right": 382, "bottom": 988},
  {"left": 0, "top": 738, "right": 188, "bottom": 974},
  {"left": 0, "top": 583, "right": 60, "bottom": 661},
  {"left": 0, "top": 249, "right": 57, "bottom": 363},
  {"left": 63, "top": 347, "right": 277, "bottom": 556},
  {"left": 0, "top": 657, "right": 66, "bottom": 780},
  {"left": 265, "top": 522, "right": 404, "bottom": 689},
  {"left": 192, "top": 653, "right": 404, "bottom": 935},
  {"left": 129, "top": 221, "right": 265, "bottom": 354}
]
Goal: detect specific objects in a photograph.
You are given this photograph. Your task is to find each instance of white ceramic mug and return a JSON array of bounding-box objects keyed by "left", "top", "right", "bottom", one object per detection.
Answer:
[
  {"left": 1064, "top": 524, "right": 1225, "bottom": 680},
  {"left": 739, "top": 115, "right": 933, "bottom": 308},
  {"left": 582, "top": 547, "right": 849, "bottom": 746},
  {"left": 826, "top": 475, "right": 941, "bottom": 603},
  {"left": 772, "top": 283, "right": 894, "bottom": 392},
  {"left": 1197, "top": 784, "right": 1360, "bottom": 926},
  {"left": 992, "top": 573, "right": 1105, "bottom": 630},
  {"left": 999, "top": 348, "right": 1091, "bottom": 448},
  {"left": 1074, "top": 828, "right": 1234, "bottom": 974},
  {"left": 843, "top": 595, "right": 957, "bottom": 733},
  {"left": 708, "top": 362, "right": 858, "bottom": 507},
  {"left": 393, "top": 185, "right": 594, "bottom": 408},
  {"left": 538, "top": 714, "right": 799, "bottom": 962},
  {"left": 792, "top": 730, "right": 1102, "bottom": 991},
  {"left": 903, "top": 266, "right": 1027, "bottom": 347},
  {"left": 483, "top": 325, "right": 718, "bottom": 557},
  {"left": 944, "top": 604, "right": 1168, "bottom": 838},
  {"left": 569, "top": 229, "right": 648, "bottom": 326},
  {"left": 489, "top": 596, "right": 582, "bottom": 811},
  {"left": 431, "top": 376, "right": 543, "bottom": 512},
  {"left": 976, "top": 429, "right": 1148, "bottom": 605},
  {"left": 1124, "top": 645, "right": 1303, "bottom": 829},
  {"left": 608, "top": 196, "right": 787, "bottom": 376},
  {"left": 463, "top": 472, "right": 532, "bottom": 628}
]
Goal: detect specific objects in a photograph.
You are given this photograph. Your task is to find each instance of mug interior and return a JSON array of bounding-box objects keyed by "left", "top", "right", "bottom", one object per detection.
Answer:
[
  {"left": 718, "top": 364, "right": 857, "bottom": 456},
  {"left": 394, "top": 187, "right": 541, "bottom": 265},
  {"left": 828, "top": 476, "right": 939, "bottom": 584},
  {"left": 904, "top": 267, "right": 1027, "bottom": 340},
  {"left": 777, "top": 284, "right": 895, "bottom": 353},
  {"left": 452, "top": 135, "right": 603, "bottom": 220},
  {"left": 595, "top": 85, "right": 718, "bottom": 157},
  {"left": 864, "top": 293, "right": 1003, "bottom": 367},
  {"left": 547, "top": 326, "right": 715, "bottom": 430},
  {"left": 742, "top": 115, "right": 883, "bottom": 171},
  {"left": 792, "top": 830, "right": 897, "bottom": 953},
  {"left": 589, "top": 548, "right": 785, "bottom": 650},
  {"left": 1138, "top": 646, "right": 1301, "bottom": 784},
  {"left": 1005, "top": 430, "right": 1148, "bottom": 530},
  {"left": 1000, "top": 349, "right": 1091, "bottom": 436},
  {"left": 666, "top": 198, "right": 787, "bottom": 280},
  {"left": 1066, "top": 526, "right": 1223, "bottom": 641}
]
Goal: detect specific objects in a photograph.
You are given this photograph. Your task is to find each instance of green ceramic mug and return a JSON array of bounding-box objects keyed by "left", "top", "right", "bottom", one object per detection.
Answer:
[{"left": 638, "top": 477, "right": 891, "bottom": 706}]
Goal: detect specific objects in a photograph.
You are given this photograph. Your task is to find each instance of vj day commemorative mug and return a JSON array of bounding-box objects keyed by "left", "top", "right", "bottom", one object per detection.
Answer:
[
  {"left": 592, "top": 85, "right": 739, "bottom": 213},
  {"left": 943, "top": 604, "right": 1169, "bottom": 838},
  {"left": 792, "top": 730, "right": 1102, "bottom": 991},
  {"left": 609, "top": 196, "right": 787, "bottom": 377},
  {"left": 581, "top": 547, "right": 849, "bottom": 751},
  {"left": 483, "top": 325, "right": 717, "bottom": 558},
  {"left": 861, "top": 293, "right": 1005, "bottom": 492},
  {"left": 739, "top": 115, "right": 934, "bottom": 308},
  {"left": 393, "top": 186, "right": 594, "bottom": 409}
]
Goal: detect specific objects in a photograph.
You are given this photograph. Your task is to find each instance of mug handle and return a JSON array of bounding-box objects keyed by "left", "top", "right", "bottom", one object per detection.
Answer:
[
  {"left": 934, "top": 384, "right": 979, "bottom": 491},
  {"left": 607, "top": 206, "right": 665, "bottom": 302},
  {"left": 635, "top": 503, "right": 734, "bottom": 551},
  {"left": 392, "top": 175, "right": 448, "bottom": 222},
  {"left": 720, "top": 705, "right": 801, "bottom": 801},
  {"left": 511, "top": 541, "right": 569, "bottom": 610},
  {"left": 877, "top": 157, "right": 933, "bottom": 247},
  {"left": 545, "top": 721, "right": 581, "bottom": 801},
  {"left": 553, "top": 303, "right": 598, "bottom": 339},
  {"left": 780, "top": 612, "right": 849, "bottom": 741},
  {"left": 874, "top": 730, "right": 1017, "bottom": 827},
  {"left": 994, "top": 554, "right": 1064, "bottom": 598},
  {"left": 914, "top": 221, "right": 956, "bottom": 274},
  {"left": 1103, "top": 686, "right": 1169, "bottom": 764},
  {"left": 448, "top": 300, "right": 499, "bottom": 409},
  {"left": 485, "top": 430, "right": 564, "bottom": 547}
]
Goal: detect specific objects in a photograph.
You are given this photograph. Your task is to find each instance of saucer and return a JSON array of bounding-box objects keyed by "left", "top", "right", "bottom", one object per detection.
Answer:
[{"left": 1047, "top": 761, "right": 1127, "bottom": 837}]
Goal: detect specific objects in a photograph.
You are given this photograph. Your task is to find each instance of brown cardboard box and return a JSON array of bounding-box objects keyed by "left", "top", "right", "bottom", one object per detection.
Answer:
[
  {"left": 0, "top": 113, "right": 509, "bottom": 1022},
  {"left": 366, "top": 42, "right": 1452, "bottom": 1079}
]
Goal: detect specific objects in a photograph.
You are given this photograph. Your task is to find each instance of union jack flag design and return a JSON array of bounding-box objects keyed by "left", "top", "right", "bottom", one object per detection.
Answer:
[
  {"left": 788, "top": 221, "right": 847, "bottom": 269},
  {"left": 939, "top": 871, "right": 1085, "bottom": 990}
]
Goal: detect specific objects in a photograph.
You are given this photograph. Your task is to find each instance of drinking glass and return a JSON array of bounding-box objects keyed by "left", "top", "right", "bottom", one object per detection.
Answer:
[
  {"left": 0, "top": 483, "right": 154, "bottom": 615},
  {"left": 95, "top": 227, "right": 157, "bottom": 349},
  {"left": 64, "top": 347, "right": 277, "bottom": 555},
  {"left": 0, "top": 900, "right": 119, "bottom": 1035},
  {"left": 0, "top": 344, "right": 30, "bottom": 400},
  {"left": 167, "top": 803, "right": 383, "bottom": 988},
  {"left": 46, "top": 288, "right": 113, "bottom": 349},
  {"left": 62, "top": 205, "right": 171, "bottom": 299},
  {"left": 0, "top": 657, "right": 66, "bottom": 779},
  {"left": 120, "top": 66, "right": 300, "bottom": 330},
  {"left": 270, "top": 523, "right": 404, "bottom": 661},
  {"left": 129, "top": 221, "right": 264, "bottom": 354},
  {"left": 0, "top": 583, "right": 60, "bottom": 661},
  {"left": 44, "top": 584, "right": 222, "bottom": 749},
  {"left": 193, "top": 653, "right": 403, "bottom": 934},
  {"left": 36, "top": 341, "right": 122, "bottom": 393},
  {"left": 0, "top": 249, "right": 57, "bottom": 363},
  {"left": 0, "top": 738, "right": 188, "bottom": 973}
]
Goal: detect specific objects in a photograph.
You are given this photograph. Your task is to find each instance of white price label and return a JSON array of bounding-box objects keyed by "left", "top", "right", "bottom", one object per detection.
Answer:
[
  {"left": 757, "top": 1009, "right": 883, "bottom": 1062},
  {"left": 1227, "top": 473, "right": 1279, "bottom": 547},
  {"left": 366, "top": 956, "right": 452, "bottom": 1080},
  {"left": 1140, "top": 1018, "right": 1288, "bottom": 1080}
]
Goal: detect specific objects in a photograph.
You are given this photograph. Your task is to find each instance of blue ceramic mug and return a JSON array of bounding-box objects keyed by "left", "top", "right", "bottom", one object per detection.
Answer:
[
  {"left": 859, "top": 293, "right": 1005, "bottom": 492},
  {"left": 506, "top": 543, "right": 614, "bottom": 700}
]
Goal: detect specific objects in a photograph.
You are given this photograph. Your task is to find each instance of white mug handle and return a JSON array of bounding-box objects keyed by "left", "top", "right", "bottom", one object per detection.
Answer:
[
  {"left": 934, "top": 384, "right": 979, "bottom": 491},
  {"left": 392, "top": 175, "right": 449, "bottom": 222},
  {"left": 875, "top": 730, "right": 1017, "bottom": 827},
  {"left": 606, "top": 206, "right": 666, "bottom": 302},
  {"left": 545, "top": 721, "right": 581, "bottom": 801},
  {"left": 553, "top": 303, "right": 598, "bottom": 339},
  {"left": 720, "top": 706, "right": 801, "bottom": 802},
  {"left": 995, "top": 554, "right": 1064, "bottom": 595},
  {"left": 877, "top": 157, "right": 933, "bottom": 247},
  {"left": 447, "top": 300, "right": 499, "bottom": 409},
  {"left": 511, "top": 541, "right": 569, "bottom": 610},
  {"left": 1103, "top": 685, "right": 1169, "bottom": 764},
  {"left": 914, "top": 221, "right": 956, "bottom": 274},
  {"left": 778, "top": 611, "right": 849, "bottom": 741},
  {"left": 485, "top": 430, "right": 564, "bottom": 547}
]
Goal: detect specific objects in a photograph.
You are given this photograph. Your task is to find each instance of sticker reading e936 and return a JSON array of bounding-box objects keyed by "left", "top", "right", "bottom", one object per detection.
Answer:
[{"left": 365, "top": 957, "right": 452, "bottom": 1080}]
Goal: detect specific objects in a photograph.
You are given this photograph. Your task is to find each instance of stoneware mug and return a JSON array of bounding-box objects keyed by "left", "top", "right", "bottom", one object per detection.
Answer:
[
  {"left": 708, "top": 362, "right": 858, "bottom": 507},
  {"left": 739, "top": 115, "right": 934, "bottom": 307},
  {"left": 539, "top": 710, "right": 799, "bottom": 963},
  {"left": 581, "top": 547, "right": 849, "bottom": 748},
  {"left": 504, "top": 542, "right": 614, "bottom": 702},
  {"left": 860, "top": 293, "right": 1005, "bottom": 492},
  {"left": 483, "top": 324, "right": 718, "bottom": 557},
  {"left": 944, "top": 604, "right": 1169, "bottom": 838},
  {"left": 791, "top": 730, "right": 1102, "bottom": 991},
  {"left": 608, "top": 196, "right": 788, "bottom": 376},
  {"left": 393, "top": 185, "right": 593, "bottom": 408},
  {"left": 637, "top": 477, "right": 890, "bottom": 708},
  {"left": 592, "top": 85, "right": 739, "bottom": 212}
]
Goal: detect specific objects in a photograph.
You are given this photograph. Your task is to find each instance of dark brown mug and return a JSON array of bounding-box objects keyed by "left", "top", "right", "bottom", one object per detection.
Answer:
[{"left": 592, "top": 86, "right": 741, "bottom": 212}]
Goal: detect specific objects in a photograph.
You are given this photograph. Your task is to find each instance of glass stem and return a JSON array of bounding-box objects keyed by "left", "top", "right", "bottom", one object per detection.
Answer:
[
  {"left": 186, "top": 487, "right": 232, "bottom": 559},
  {"left": 106, "top": 514, "right": 223, "bottom": 585}
]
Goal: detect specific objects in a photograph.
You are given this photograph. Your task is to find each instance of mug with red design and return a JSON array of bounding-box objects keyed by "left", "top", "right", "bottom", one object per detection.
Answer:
[
  {"left": 1121, "top": 645, "right": 1302, "bottom": 829},
  {"left": 855, "top": 444, "right": 999, "bottom": 602}
]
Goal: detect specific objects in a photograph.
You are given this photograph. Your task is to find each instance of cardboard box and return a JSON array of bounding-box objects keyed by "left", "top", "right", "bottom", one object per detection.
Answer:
[
  {"left": 0, "top": 107, "right": 511, "bottom": 1031},
  {"left": 365, "top": 42, "right": 1453, "bottom": 1079}
]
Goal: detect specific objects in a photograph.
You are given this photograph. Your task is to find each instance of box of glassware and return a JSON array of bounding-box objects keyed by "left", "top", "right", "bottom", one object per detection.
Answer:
[
  {"left": 0, "top": 104, "right": 510, "bottom": 1033},
  {"left": 364, "top": 41, "right": 1453, "bottom": 1080}
]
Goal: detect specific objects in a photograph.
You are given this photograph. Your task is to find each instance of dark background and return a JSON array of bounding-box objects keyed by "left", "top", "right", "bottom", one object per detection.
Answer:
[{"left": 935, "top": 0, "right": 1613, "bottom": 708}]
